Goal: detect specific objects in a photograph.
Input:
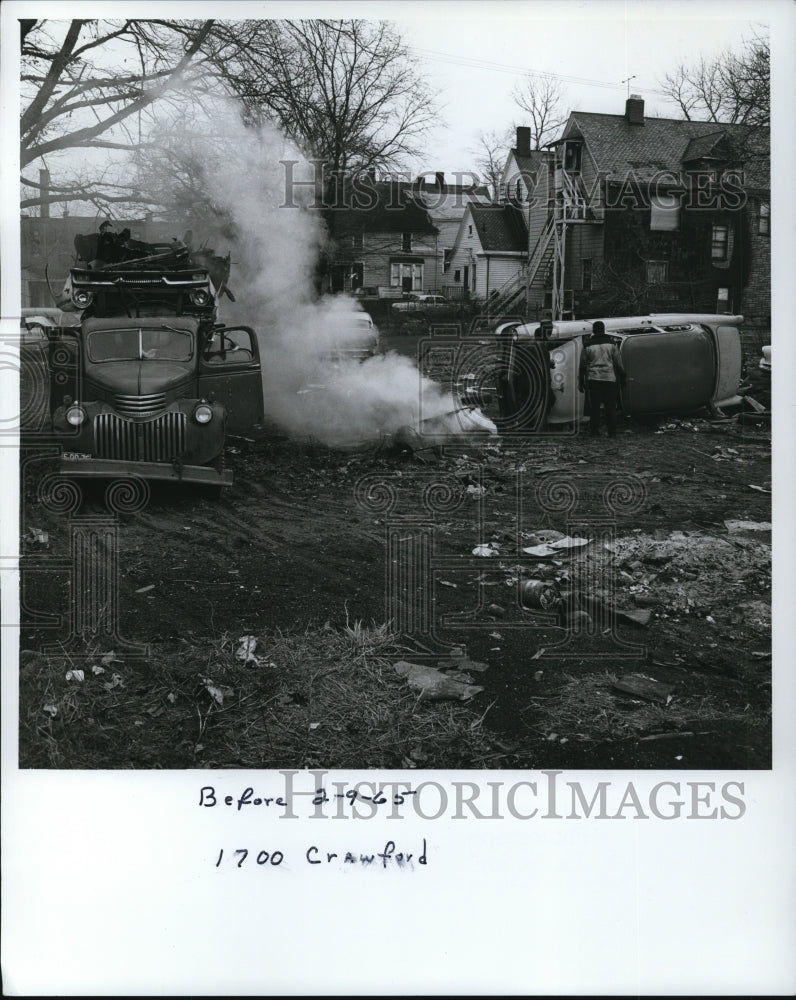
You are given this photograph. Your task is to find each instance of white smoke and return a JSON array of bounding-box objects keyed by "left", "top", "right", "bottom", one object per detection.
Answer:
[{"left": 181, "top": 108, "right": 495, "bottom": 447}]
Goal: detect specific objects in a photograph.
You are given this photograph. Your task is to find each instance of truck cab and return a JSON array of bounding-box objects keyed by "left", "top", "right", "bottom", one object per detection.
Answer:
[{"left": 50, "top": 239, "right": 264, "bottom": 486}]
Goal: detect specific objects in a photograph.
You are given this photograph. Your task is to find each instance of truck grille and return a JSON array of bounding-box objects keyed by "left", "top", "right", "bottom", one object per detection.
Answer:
[
  {"left": 114, "top": 392, "right": 167, "bottom": 417},
  {"left": 94, "top": 411, "right": 186, "bottom": 462}
]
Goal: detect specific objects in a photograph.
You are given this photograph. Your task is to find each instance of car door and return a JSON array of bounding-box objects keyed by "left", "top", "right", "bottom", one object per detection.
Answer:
[{"left": 197, "top": 326, "right": 264, "bottom": 432}]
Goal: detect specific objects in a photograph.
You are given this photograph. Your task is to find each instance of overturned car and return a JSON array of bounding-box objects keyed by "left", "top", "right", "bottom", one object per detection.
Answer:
[{"left": 490, "top": 314, "right": 744, "bottom": 432}]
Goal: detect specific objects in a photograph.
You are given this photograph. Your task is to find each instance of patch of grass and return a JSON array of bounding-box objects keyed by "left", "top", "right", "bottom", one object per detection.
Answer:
[
  {"left": 19, "top": 624, "right": 496, "bottom": 769},
  {"left": 521, "top": 671, "right": 770, "bottom": 748}
]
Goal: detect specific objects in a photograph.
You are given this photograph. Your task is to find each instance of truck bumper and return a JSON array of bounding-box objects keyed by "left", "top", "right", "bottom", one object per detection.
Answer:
[{"left": 59, "top": 455, "right": 233, "bottom": 485}]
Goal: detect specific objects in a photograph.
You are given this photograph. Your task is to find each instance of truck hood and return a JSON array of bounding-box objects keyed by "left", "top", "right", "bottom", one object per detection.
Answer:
[{"left": 86, "top": 361, "right": 193, "bottom": 397}]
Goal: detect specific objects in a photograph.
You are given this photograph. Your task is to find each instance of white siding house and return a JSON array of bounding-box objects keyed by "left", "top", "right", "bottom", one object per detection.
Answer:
[{"left": 445, "top": 203, "right": 528, "bottom": 300}]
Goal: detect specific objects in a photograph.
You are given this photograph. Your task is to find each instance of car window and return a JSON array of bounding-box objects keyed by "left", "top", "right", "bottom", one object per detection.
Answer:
[{"left": 88, "top": 326, "right": 193, "bottom": 362}]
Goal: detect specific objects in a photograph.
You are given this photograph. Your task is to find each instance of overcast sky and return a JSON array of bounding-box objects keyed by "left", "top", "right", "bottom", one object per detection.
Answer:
[{"left": 392, "top": 0, "right": 769, "bottom": 175}]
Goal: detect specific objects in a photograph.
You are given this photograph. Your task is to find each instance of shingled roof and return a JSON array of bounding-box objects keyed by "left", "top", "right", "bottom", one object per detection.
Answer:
[
  {"left": 468, "top": 203, "right": 528, "bottom": 253},
  {"left": 329, "top": 179, "right": 438, "bottom": 234},
  {"left": 562, "top": 111, "right": 769, "bottom": 190}
]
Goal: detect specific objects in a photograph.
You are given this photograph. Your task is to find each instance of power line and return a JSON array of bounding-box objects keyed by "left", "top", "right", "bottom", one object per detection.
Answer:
[{"left": 407, "top": 44, "right": 670, "bottom": 98}]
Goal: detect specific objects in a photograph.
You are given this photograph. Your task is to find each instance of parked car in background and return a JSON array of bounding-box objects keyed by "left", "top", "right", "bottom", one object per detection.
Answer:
[{"left": 392, "top": 293, "right": 449, "bottom": 313}]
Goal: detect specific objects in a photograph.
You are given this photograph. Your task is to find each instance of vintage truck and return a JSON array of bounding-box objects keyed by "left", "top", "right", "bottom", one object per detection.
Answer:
[
  {"left": 49, "top": 235, "right": 264, "bottom": 487},
  {"left": 489, "top": 313, "right": 745, "bottom": 432}
]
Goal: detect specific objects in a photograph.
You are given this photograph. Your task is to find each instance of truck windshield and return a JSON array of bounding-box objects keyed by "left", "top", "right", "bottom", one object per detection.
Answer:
[{"left": 87, "top": 327, "right": 194, "bottom": 362}]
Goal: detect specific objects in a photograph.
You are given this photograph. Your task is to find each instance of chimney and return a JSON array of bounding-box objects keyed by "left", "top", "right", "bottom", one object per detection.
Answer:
[
  {"left": 516, "top": 126, "right": 531, "bottom": 157},
  {"left": 435, "top": 171, "right": 445, "bottom": 188},
  {"left": 39, "top": 168, "right": 50, "bottom": 218},
  {"left": 625, "top": 94, "right": 645, "bottom": 125}
]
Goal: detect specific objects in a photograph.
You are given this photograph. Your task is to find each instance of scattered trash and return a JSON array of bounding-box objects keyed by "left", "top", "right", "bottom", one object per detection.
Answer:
[
  {"left": 42, "top": 703, "right": 58, "bottom": 717},
  {"left": 750, "top": 650, "right": 770, "bottom": 660},
  {"left": 102, "top": 673, "right": 124, "bottom": 691},
  {"left": 613, "top": 674, "right": 675, "bottom": 704},
  {"left": 632, "top": 594, "right": 658, "bottom": 608},
  {"left": 309, "top": 722, "right": 321, "bottom": 730},
  {"left": 616, "top": 607, "right": 652, "bottom": 628},
  {"left": 486, "top": 603, "right": 506, "bottom": 618},
  {"left": 235, "top": 635, "right": 260, "bottom": 665},
  {"left": 202, "top": 678, "right": 234, "bottom": 706},
  {"left": 748, "top": 485, "right": 771, "bottom": 493},
  {"left": 523, "top": 535, "right": 589, "bottom": 558},
  {"left": 167, "top": 692, "right": 178, "bottom": 704},
  {"left": 437, "top": 650, "right": 489, "bottom": 673},
  {"left": 24, "top": 527, "right": 49, "bottom": 545},
  {"left": 439, "top": 580, "right": 457, "bottom": 588},
  {"left": 91, "top": 664, "right": 106, "bottom": 675},
  {"left": 65, "top": 669, "right": 85, "bottom": 683},
  {"left": 393, "top": 660, "right": 483, "bottom": 701},
  {"left": 724, "top": 520, "right": 771, "bottom": 535},
  {"left": 533, "top": 670, "right": 544, "bottom": 682},
  {"left": 531, "top": 648, "right": 546, "bottom": 660},
  {"left": 100, "top": 651, "right": 121, "bottom": 666},
  {"left": 472, "top": 543, "right": 500, "bottom": 557},
  {"left": 135, "top": 584, "right": 155, "bottom": 594},
  {"left": 489, "top": 631, "right": 503, "bottom": 640},
  {"left": 521, "top": 579, "right": 561, "bottom": 611},
  {"left": 466, "top": 484, "right": 487, "bottom": 498}
]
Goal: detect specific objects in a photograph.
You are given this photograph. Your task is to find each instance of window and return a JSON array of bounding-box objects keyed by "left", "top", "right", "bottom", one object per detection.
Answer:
[
  {"left": 351, "top": 230, "right": 364, "bottom": 250},
  {"left": 650, "top": 192, "right": 680, "bottom": 231},
  {"left": 582, "top": 259, "right": 593, "bottom": 293},
  {"left": 716, "top": 286, "right": 732, "bottom": 312},
  {"left": 515, "top": 178, "right": 523, "bottom": 202},
  {"left": 759, "top": 200, "right": 770, "bottom": 235},
  {"left": 711, "top": 224, "right": 729, "bottom": 260},
  {"left": 454, "top": 269, "right": 461, "bottom": 282},
  {"left": 390, "top": 262, "right": 423, "bottom": 289},
  {"left": 646, "top": 260, "right": 668, "bottom": 285},
  {"left": 401, "top": 232, "right": 412, "bottom": 252}
]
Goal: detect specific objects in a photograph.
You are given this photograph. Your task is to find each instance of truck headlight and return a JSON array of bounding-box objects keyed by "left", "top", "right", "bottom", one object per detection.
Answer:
[
  {"left": 193, "top": 403, "right": 213, "bottom": 424},
  {"left": 72, "top": 289, "right": 93, "bottom": 307},
  {"left": 190, "top": 289, "right": 211, "bottom": 307},
  {"left": 65, "top": 405, "right": 86, "bottom": 426}
]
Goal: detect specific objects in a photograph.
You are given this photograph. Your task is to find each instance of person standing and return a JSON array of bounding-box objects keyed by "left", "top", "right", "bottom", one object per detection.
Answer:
[{"left": 578, "top": 320, "right": 626, "bottom": 437}]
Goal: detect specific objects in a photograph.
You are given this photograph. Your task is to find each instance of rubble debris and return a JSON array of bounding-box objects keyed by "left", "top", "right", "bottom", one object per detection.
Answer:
[
  {"left": 473, "top": 543, "right": 500, "bottom": 557},
  {"left": 613, "top": 674, "right": 675, "bottom": 704},
  {"left": 486, "top": 603, "right": 506, "bottom": 617},
  {"left": 748, "top": 484, "right": 771, "bottom": 493},
  {"left": 24, "top": 527, "right": 49, "bottom": 545},
  {"left": 235, "top": 635, "right": 260, "bottom": 664},
  {"left": 393, "top": 660, "right": 483, "bottom": 701},
  {"left": 135, "top": 584, "right": 155, "bottom": 594},
  {"left": 616, "top": 607, "right": 652, "bottom": 628},
  {"left": 522, "top": 535, "right": 589, "bottom": 558},
  {"left": 520, "top": 579, "right": 561, "bottom": 611}
]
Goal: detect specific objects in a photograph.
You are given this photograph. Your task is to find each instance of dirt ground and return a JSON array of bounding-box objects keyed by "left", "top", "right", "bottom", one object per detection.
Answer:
[{"left": 17, "top": 336, "right": 772, "bottom": 769}]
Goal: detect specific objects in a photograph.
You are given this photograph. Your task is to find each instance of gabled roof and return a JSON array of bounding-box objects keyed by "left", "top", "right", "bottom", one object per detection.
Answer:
[
  {"left": 468, "top": 203, "right": 528, "bottom": 253},
  {"left": 562, "top": 112, "right": 769, "bottom": 189},
  {"left": 507, "top": 148, "right": 547, "bottom": 175},
  {"left": 328, "top": 179, "right": 438, "bottom": 234}
]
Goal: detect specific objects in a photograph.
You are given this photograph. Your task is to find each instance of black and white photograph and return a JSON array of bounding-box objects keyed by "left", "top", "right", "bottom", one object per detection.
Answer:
[{"left": 2, "top": 0, "right": 793, "bottom": 994}]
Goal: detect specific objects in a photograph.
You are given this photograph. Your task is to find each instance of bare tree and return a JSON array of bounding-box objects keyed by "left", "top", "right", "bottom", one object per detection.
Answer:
[
  {"left": 658, "top": 31, "right": 769, "bottom": 127},
  {"left": 471, "top": 129, "right": 511, "bottom": 201},
  {"left": 512, "top": 73, "right": 568, "bottom": 149},
  {"left": 205, "top": 19, "right": 435, "bottom": 179},
  {"left": 21, "top": 19, "right": 215, "bottom": 212}
]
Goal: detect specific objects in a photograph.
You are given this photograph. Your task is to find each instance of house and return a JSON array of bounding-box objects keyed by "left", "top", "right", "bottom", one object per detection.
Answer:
[
  {"left": 322, "top": 178, "right": 439, "bottom": 296},
  {"left": 500, "top": 127, "right": 549, "bottom": 205},
  {"left": 446, "top": 202, "right": 528, "bottom": 300},
  {"left": 323, "top": 173, "right": 488, "bottom": 299},
  {"left": 508, "top": 95, "right": 770, "bottom": 351}
]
